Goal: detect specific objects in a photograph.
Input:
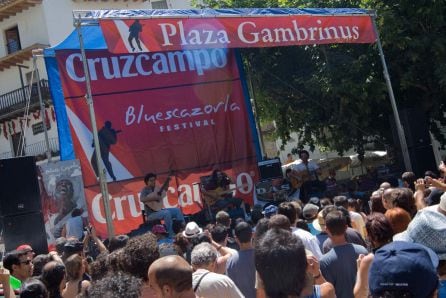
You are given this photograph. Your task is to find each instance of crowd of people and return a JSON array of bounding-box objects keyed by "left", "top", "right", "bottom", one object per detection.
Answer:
[{"left": 0, "top": 159, "right": 446, "bottom": 298}]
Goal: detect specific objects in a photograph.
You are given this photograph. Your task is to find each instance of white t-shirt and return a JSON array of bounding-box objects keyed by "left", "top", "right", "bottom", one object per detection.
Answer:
[
  {"left": 65, "top": 216, "right": 84, "bottom": 240},
  {"left": 192, "top": 269, "right": 244, "bottom": 298},
  {"left": 292, "top": 160, "right": 320, "bottom": 181},
  {"left": 292, "top": 227, "right": 323, "bottom": 260}
]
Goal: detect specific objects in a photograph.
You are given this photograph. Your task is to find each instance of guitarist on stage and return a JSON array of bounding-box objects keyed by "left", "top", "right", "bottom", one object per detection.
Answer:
[
  {"left": 291, "top": 150, "right": 325, "bottom": 203},
  {"left": 140, "top": 173, "right": 185, "bottom": 237},
  {"left": 201, "top": 170, "right": 245, "bottom": 219}
]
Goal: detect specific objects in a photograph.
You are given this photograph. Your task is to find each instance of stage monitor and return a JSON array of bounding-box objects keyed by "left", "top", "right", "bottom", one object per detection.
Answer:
[{"left": 258, "top": 158, "right": 283, "bottom": 180}]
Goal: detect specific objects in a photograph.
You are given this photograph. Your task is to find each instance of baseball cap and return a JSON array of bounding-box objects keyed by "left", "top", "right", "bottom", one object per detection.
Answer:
[
  {"left": 262, "top": 205, "right": 278, "bottom": 218},
  {"left": 152, "top": 224, "right": 168, "bottom": 235},
  {"left": 302, "top": 203, "right": 319, "bottom": 219},
  {"left": 308, "top": 197, "right": 320, "bottom": 206},
  {"left": 16, "top": 244, "right": 33, "bottom": 253},
  {"left": 64, "top": 239, "right": 83, "bottom": 254},
  {"left": 369, "top": 241, "right": 439, "bottom": 297},
  {"left": 393, "top": 209, "right": 446, "bottom": 260}
]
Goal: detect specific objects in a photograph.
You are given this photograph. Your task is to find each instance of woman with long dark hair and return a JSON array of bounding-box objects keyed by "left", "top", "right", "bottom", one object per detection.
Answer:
[{"left": 40, "top": 261, "right": 66, "bottom": 298}]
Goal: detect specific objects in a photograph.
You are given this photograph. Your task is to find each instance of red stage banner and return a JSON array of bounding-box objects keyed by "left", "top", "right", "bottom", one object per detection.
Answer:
[
  {"left": 99, "top": 15, "right": 376, "bottom": 54},
  {"left": 55, "top": 49, "right": 258, "bottom": 237}
]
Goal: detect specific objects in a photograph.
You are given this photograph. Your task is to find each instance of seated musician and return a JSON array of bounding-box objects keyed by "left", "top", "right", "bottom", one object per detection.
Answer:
[
  {"left": 139, "top": 173, "right": 185, "bottom": 237},
  {"left": 201, "top": 170, "right": 245, "bottom": 219}
]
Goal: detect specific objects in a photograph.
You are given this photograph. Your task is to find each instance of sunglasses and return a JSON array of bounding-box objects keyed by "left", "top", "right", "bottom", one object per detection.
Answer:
[{"left": 20, "top": 260, "right": 32, "bottom": 265}]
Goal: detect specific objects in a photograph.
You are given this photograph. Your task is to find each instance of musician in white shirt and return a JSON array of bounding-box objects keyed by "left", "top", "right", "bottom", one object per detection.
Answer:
[{"left": 291, "top": 150, "right": 323, "bottom": 203}]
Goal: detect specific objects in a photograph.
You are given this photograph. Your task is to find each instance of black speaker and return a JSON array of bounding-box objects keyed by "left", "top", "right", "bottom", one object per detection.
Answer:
[
  {"left": 0, "top": 156, "right": 41, "bottom": 216},
  {"left": 399, "top": 109, "right": 432, "bottom": 148},
  {"left": 389, "top": 109, "right": 437, "bottom": 176},
  {"left": 258, "top": 158, "right": 283, "bottom": 180},
  {"left": 1, "top": 212, "right": 48, "bottom": 255},
  {"left": 408, "top": 145, "right": 438, "bottom": 178}
]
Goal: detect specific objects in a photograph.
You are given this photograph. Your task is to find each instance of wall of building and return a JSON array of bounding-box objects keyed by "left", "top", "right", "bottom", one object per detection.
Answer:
[
  {"left": 0, "top": 106, "right": 59, "bottom": 158},
  {"left": 0, "top": 0, "right": 199, "bottom": 159},
  {"left": 0, "top": 5, "right": 49, "bottom": 58},
  {"left": 42, "top": 0, "right": 193, "bottom": 47}
]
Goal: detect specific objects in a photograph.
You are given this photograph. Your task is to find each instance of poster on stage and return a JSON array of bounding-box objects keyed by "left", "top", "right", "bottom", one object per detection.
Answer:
[
  {"left": 38, "top": 159, "right": 88, "bottom": 247},
  {"left": 54, "top": 48, "right": 259, "bottom": 237}
]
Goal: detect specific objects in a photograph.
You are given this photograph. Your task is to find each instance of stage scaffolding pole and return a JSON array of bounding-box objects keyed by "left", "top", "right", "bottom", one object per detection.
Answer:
[
  {"left": 75, "top": 14, "right": 115, "bottom": 239},
  {"left": 32, "top": 50, "right": 52, "bottom": 162},
  {"left": 372, "top": 15, "right": 412, "bottom": 172}
]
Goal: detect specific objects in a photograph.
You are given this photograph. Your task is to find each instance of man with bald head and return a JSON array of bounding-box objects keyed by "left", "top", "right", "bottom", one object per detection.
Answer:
[
  {"left": 381, "top": 187, "right": 394, "bottom": 210},
  {"left": 148, "top": 255, "right": 195, "bottom": 298},
  {"left": 379, "top": 182, "right": 391, "bottom": 190}
]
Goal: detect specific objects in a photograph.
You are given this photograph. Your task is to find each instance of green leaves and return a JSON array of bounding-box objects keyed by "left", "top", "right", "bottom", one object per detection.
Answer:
[{"left": 197, "top": 0, "right": 446, "bottom": 152}]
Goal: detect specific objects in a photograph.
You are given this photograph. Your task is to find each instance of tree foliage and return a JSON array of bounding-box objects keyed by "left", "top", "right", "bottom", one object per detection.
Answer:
[{"left": 196, "top": 0, "right": 446, "bottom": 154}]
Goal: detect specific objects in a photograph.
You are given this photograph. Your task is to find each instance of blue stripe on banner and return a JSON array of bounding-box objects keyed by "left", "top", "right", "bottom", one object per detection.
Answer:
[{"left": 44, "top": 55, "right": 75, "bottom": 160}]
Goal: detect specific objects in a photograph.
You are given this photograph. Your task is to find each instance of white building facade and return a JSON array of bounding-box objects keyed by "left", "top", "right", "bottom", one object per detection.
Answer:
[{"left": 0, "top": 0, "right": 193, "bottom": 160}]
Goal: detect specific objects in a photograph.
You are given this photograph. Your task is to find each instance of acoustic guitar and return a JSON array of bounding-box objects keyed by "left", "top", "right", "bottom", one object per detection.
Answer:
[
  {"left": 144, "top": 173, "right": 172, "bottom": 212},
  {"left": 288, "top": 170, "right": 310, "bottom": 190},
  {"left": 202, "top": 184, "right": 248, "bottom": 206}
]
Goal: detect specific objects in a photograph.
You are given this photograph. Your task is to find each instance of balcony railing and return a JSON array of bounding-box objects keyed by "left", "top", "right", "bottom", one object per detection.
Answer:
[
  {"left": 0, "top": 79, "right": 51, "bottom": 119},
  {"left": 0, "top": 137, "right": 59, "bottom": 160}
]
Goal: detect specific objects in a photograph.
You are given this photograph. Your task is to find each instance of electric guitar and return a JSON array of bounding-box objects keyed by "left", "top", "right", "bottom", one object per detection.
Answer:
[
  {"left": 201, "top": 183, "right": 248, "bottom": 206},
  {"left": 144, "top": 172, "right": 172, "bottom": 212}
]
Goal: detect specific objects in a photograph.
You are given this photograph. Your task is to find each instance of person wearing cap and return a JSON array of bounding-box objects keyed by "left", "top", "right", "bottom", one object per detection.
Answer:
[
  {"left": 62, "top": 238, "right": 84, "bottom": 262},
  {"left": 182, "top": 221, "right": 203, "bottom": 239},
  {"left": 303, "top": 203, "right": 320, "bottom": 235},
  {"left": 262, "top": 204, "right": 278, "bottom": 219},
  {"left": 2, "top": 249, "right": 34, "bottom": 293},
  {"left": 393, "top": 208, "right": 446, "bottom": 260},
  {"left": 355, "top": 241, "right": 439, "bottom": 297},
  {"left": 16, "top": 245, "right": 35, "bottom": 260},
  {"left": 319, "top": 210, "right": 367, "bottom": 298},
  {"left": 152, "top": 224, "right": 173, "bottom": 245}
]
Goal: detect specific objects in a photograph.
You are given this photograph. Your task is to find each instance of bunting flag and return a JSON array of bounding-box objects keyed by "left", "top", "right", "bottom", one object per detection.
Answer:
[
  {"left": 8, "top": 121, "right": 13, "bottom": 135},
  {"left": 2, "top": 123, "right": 8, "bottom": 139},
  {"left": 51, "top": 106, "right": 56, "bottom": 122},
  {"left": 33, "top": 110, "right": 40, "bottom": 120},
  {"left": 45, "top": 109, "right": 50, "bottom": 127}
]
